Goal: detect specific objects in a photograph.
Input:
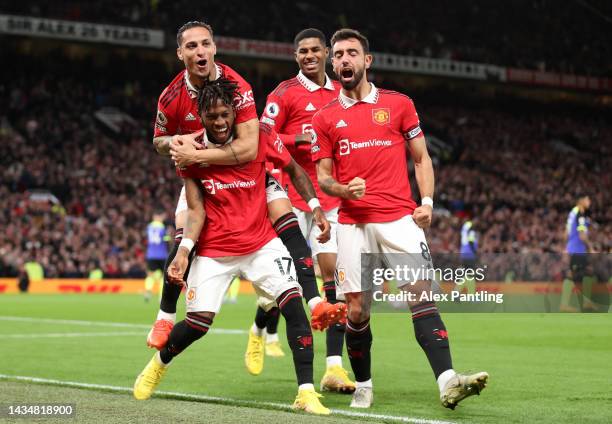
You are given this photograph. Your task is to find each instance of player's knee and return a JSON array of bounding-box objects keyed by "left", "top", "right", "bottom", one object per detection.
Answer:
[
  {"left": 347, "top": 304, "right": 368, "bottom": 323},
  {"left": 268, "top": 200, "right": 293, "bottom": 224}
]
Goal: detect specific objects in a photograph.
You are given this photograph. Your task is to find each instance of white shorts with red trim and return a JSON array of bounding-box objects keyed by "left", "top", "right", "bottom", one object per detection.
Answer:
[
  {"left": 294, "top": 207, "right": 338, "bottom": 256},
  {"left": 185, "top": 238, "right": 300, "bottom": 313},
  {"left": 335, "top": 214, "right": 432, "bottom": 297}
]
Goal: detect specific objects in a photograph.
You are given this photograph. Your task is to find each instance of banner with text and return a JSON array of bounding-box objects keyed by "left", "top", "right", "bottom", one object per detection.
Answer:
[{"left": 0, "top": 14, "right": 164, "bottom": 48}]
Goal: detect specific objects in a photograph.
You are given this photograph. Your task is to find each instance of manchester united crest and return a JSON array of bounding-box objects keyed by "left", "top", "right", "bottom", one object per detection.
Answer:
[
  {"left": 187, "top": 287, "right": 196, "bottom": 302},
  {"left": 372, "top": 108, "right": 390, "bottom": 125}
]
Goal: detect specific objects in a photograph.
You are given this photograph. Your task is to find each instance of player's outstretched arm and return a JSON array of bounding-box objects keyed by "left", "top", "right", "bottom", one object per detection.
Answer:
[
  {"left": 408, "top": 135, "right": 435, "bottom": 228},
  {"left": 168, "top": 178, "right": 205, "bottom": 284}
]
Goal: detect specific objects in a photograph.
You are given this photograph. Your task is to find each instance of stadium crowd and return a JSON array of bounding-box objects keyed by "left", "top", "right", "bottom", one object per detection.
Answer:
[
  {"left": 1, "top": 48, "right": 609, "bottom": 280},
  {"left": 3, "top": 0, "right": 611, "bottom": 77}
]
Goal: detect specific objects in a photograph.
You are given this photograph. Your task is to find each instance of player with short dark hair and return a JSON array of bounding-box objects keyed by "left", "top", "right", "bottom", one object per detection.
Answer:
[
  {"left": 257, "top": 28, "right": 354, "bottom": 393},
  {"left": 148, "top": 20, "right": 259, "bottom": 349},
  {"left": 312, "top": 28, "right": 489, "bottom": 409},
  {"left": 134, "top": 78, "right": 330, "bottom": 415}
]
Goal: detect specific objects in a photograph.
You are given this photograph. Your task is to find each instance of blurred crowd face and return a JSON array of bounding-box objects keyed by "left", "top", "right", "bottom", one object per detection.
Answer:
[
  {"left": 295, "top": 37, "right": 328, "bottom": 80},
  {"left": 332, "top": 38, "right": 371, "bottom": 91},
  {"left": 177, "top": 26, "right": 217, "bottom": 83}
]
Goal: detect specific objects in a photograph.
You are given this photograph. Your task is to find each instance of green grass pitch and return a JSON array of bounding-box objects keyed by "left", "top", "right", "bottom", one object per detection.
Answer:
[{"left": 0, "top": 294, "right": 610, "bottom": 423}]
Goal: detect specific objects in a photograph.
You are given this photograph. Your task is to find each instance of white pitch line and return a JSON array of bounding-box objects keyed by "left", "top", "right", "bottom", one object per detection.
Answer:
[
  {"left": 1, "top": 332, "right": 146, "bottom": 339},
  {"left": 0, "top": 374, "right": 456, "bottom": 424},
  {"left": 0, "top": 316, "right": 247, "bottom": 335}
]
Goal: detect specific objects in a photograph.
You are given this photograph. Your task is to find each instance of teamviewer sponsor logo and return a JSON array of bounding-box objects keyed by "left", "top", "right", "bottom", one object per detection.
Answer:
[
  {"left": 202, "top": 179, "right": 216, "bottom": 195},
  {"left": 339, "top": 139, "right": 392, "bottom": 155},
  {"left": 339, "top": 139, "right": 351, "bottom": 155}
]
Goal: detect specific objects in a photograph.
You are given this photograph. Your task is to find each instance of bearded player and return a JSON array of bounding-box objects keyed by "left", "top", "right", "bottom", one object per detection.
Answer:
[{"left": 312, "top": 28, "right": 489, "bottom": 409}]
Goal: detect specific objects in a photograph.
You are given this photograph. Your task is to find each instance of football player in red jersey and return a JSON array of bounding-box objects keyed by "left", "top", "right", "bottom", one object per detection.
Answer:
[
  {"left": 148, "top": 21, "right": 344, "bottom": 350},
  {"left": 134, "top": 78, "right": 330, "bottom": 415},
  {"left": 312, "top": 28, "right": 488, "bottom": 409},
  {"left": 256, "top": 28, "right": 354, "bottom": 393}
]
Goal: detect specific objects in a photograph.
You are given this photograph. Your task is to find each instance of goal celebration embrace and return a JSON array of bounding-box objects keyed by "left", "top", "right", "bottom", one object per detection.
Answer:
[{"left": 133, "top": 21, "right": 489, "bottom": 415}]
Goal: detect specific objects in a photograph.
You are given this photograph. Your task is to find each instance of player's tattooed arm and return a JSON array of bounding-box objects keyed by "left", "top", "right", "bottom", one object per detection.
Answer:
[
  {"left": 316, "top": 158, "right": 365, "bottom": 200},
  {"left": 284, "top": 158, "right": 317, "bottom": 202},
  {"left": 407, "top": 134, "right": 435, "bottom": 228},
  {"left": 153, "top": 135, "right": 175, "bottom": 156}
]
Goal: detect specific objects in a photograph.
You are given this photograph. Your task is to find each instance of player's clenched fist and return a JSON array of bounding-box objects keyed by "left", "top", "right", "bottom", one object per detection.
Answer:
[
  {"left": 346, "top": 177, "right": 366, "bottom": 200},
  {"left": 167, "top": 249, "right": 189, "bottom": 285},
  {"left": 412, "top": 204, "right": 433, "bottom": 229}
]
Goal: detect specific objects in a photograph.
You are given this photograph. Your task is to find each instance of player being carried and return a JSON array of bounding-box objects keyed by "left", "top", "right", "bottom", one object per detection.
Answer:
[
  {"left": 311, "top": 28, "right": 489, "bottom": 409},
  {"left": 134, "top": 78, "right": 330, "bottom": 414},
  {"left": 148, "top": 21, "right": 344, "bottom": 351},
  {"left": 250, "top": 28, "right": 354, "bottom": 393}
]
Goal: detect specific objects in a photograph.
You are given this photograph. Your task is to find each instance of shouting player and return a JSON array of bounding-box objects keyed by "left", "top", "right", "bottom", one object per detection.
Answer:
[
  {"left": 257, "top": 28, "right": 354, "bottom": 393},
  {"left": 134, "top": 78, "right": 330, "bottom": 415},
  {"left": 148, "top": 21, "right": 343, "bottom": 350},
  {"left": 312, "top": 28, "right": 489, "bottom": 409}
]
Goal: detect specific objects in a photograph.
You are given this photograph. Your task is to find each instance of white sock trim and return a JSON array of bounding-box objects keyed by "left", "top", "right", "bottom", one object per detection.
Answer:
[
  {"left": 298, "top": 383, "right": 315, "bottom": 391},
  {"left": 307, "top": 296, "right": 322, "bottom": 312},
  {"left": 326, "top": 355, "right": 343, "bottom": 368},
  {"left": 251, "top": 323, "right": 264, "bottom": 336},
  {"left": 355, "top": 379, "right": 372, "bottom": 389},
  {"left": 437, "top": 369, "right": 456, "bottom": 392},
  {"left": 156, "top": 311, "right": 176, "bottom": 322},
  {"left": 265, "top": 331, "right": 279, "bottom": 343},
  {"left": 155, "top": 351, "right": 169, "bottom": 367}
]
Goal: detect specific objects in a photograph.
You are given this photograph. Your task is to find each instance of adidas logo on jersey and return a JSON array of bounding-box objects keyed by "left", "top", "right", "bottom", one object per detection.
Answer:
[
  {"left": 336, "top": 119, "right": 347, "bottom": 128},
  {"left": 185, "top": 112, "right": 197, "bottom": 121},
  {"left": 305, "top": 102, "right": 316, "bottom": 111}
]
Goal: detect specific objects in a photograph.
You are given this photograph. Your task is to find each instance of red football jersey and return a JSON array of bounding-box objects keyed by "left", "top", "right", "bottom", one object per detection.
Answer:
[
  {"left": 154, "top": 62, "right": 257, "bottom": 138},
  {"left": 311, "top": 84, "right": 422, "bottom": 224},
  {"left": 264, "top": 126, "right": 292, "bottom": 170},
  {"left": 261, "top": 72, "right": 341, "bottom": 212},
  {"left": 178, "top": 124, "right": 281, "bottom": 257}
]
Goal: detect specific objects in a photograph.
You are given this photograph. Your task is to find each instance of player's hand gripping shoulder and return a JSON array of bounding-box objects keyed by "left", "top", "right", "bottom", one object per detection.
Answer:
[
  {"left": 170, "top": 130, "right": 205, "bottom": 168},
  {"left": 312, "top": 207, "right": 331, "bottom": 243}
]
